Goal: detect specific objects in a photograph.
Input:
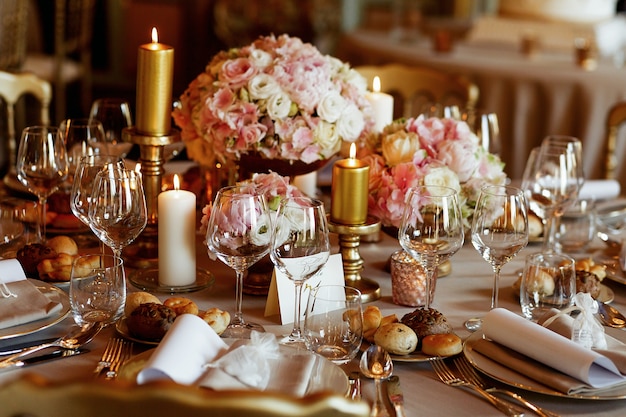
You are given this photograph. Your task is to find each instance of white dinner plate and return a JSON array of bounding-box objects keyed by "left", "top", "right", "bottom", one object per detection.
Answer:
[
  {"left": 463, "top": 328, "right": 626, "bottom": 400},
  {"left": 0, "top": 279, "right": 70, "bottom": 340},
  {"left": 118, "top": 344, "right": 349, "bottom": 397}
]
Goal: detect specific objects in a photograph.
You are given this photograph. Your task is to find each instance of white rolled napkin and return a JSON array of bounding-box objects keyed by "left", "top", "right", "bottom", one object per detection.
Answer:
[
  {"left": 137, "top": 314, "right": 316, "bottom": 397},
  {"left": 479, "top": 308, "right": 626, "bottom": 392},
  {"left": 0, "top": 259, "right": 63, "bottom": 329},
  {"left": 579, "top": 179, "right": 620, "bottom": 201}
]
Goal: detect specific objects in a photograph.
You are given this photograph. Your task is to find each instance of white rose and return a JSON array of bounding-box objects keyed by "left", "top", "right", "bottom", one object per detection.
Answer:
[
  {"left": 249, "top": 74, "right": 281, "bottom": 100},
  {"left": 317, "top": 91, "right": 347, "bottom": 123},
  {"left": 249, "top": 212, "right": 272, "bottom": 247},
  {"left": 336, "top": 103, "right": 365, "bottom": 142},
  {"left": 249, "top": 49, "right": 273, "bottom": 68},
  {"left": 423, "top": 166, "right": 461, "bottom": 194},
  {"left": 314, "top": 121, "right": 341, "bottom": 156},
  {"left": 267, "top": 91, "right": 292, "bottom": 120},
  {"left": 381, "top": 131, "right": 421, "bottom": 167},
  {"left": 345, "top": 69, "right": 368, "bottom": 93}
]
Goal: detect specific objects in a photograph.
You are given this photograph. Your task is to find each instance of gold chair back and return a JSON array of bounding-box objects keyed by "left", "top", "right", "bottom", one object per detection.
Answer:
[
  {"left": 354, "top": 63, "right": 479, "bottom": 119},
  {"left": 604, "top": 101, "right": 626, "bottom": 180},
  {"left": 0, "top": 375, "right": 370, "bottom": 417}
]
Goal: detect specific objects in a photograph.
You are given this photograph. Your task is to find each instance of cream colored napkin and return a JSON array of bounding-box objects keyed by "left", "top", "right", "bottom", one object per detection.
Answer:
[
  {"left": 473, "top": 308, "right": 626, "bottom": 394},
  {"left": 137, "top": 314, "right": 316, "bottom": 397},
  {"left": 0, "top": 259, "right": 63, "bottom": 330}
]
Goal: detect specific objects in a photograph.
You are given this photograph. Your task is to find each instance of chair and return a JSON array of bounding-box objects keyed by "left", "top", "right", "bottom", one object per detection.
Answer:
[
  {"left": 604, "top": 101, "right": 626, "bottom": 180},
  {"left": 22, "top": 0, "right": 96, "bottom": 123},
  {"left": 354, "top": 63, "right": 479, "bottom": 119},
  {"left": 0, "top": 70, "right": 52, "bottom": 170},
  {"left": 0, "top": 375, "right": 370, "bottom": 417}
]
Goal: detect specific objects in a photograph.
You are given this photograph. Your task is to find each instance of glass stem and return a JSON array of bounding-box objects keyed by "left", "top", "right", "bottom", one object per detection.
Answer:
[
  {"left": 232, "top": 269, "right": 245, "bottom": 327},
  {"left": 424, "top": 253, "right": 437, "bottom": 309},
  {"left": 37, "top": 196, "right": 46, "bottom": 243},
  {"left": 542, "top": 209, "right": 557, "bottom": 253},
  {"left": 289, "top": 281, "right": 304, "bottom": 339},
  {"left": 491, "top": 265, "right": 502, "bottom": 310}
]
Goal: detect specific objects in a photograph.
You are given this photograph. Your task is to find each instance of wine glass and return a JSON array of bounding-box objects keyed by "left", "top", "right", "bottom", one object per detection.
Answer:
[
  {"left": 88, "top": 168, "right": 147, "bottom": 260},
  {"left": 465, "top": 185, "right": 529, "bottom": 331},
  {"left": 60, "top": 118, "right": 107, "bottom": 180},
  {"left": 206, "top": 184, "right": 272, "bottom": 338},
  {"left": 270, "top": 197, "right": 330, "bottom": 346},
  {"left": 88, "top": 98, "right": 134, "bottom": 158},
  {"left": 15, "top": 126, "right": 69, "bottom": 243},
  {"left": 398, "top": 185, "right": 465, "bottom": 309},
  {"left": 522, "top": 142, "right": 582, "bottom": 253}
]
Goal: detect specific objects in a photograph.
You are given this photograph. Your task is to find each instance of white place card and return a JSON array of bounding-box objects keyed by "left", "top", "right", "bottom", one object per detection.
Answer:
[{"left": 264, "top": 253, "right": 344, "bottom": 324}]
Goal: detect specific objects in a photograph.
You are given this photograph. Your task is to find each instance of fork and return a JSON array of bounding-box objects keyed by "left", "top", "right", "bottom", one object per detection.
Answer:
[
  {"left": 454, "top": 357, "right": 560, "bottom": 417},
  {"left": 93, "top": 338, "right": 120, "bottom": 376},
  {"left": 104, "top": 339, "right": 132, "bottom": 380},
  {"left": 431, "top": 358, "right": 525, "bottom": 417}
]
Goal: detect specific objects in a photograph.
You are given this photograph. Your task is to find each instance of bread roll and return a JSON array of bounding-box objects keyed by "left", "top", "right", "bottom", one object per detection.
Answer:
[
  {"left": 373, "top": 323, "right": 418, "bottom": 355},
  {"left": 199, "top": 308, "right": 230, "bottom": 335},
  {"left": 46, "top": 235, "right": 78, "bottom": 255},
  {"left": 528, "top": 211, "right": 543, "bottom": 238},
  {"left": 125, "top": 291, "right": 162, "bottom": 317},
  {"left": 164, "top": 297, "right": 199, "bottom": 315},
  {"left": 421, "top": 333, "right": 462, "bottom": 357},
  {"left": 126, "top": 303, "right": 176, "bottom": 341}
]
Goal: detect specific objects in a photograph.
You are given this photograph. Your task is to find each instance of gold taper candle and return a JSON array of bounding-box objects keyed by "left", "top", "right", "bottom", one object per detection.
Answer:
[
  {"left": 331, "top": 143, "right": 369, "bottom": 224},
  {"left": 136, "top": 27, "right": 174, "bottom": 136}
]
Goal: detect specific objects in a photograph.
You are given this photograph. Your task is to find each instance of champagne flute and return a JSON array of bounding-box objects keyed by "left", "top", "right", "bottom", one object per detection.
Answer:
[
  {"left": 88, "top": 168, "right": 147, "bottom": 260},
  {"left": 522, "top": 143, "right": 582, "bottom": 253},
  {"left": 270, "top": 197, "right": 330, "bottom": 346},
  {"left": 206, "top": 184, "right": 272, "bottom": 338},
  {"left": 398, "top": 185, "right": 464, "bottom": 309},
  {"left": 15, "top": 126, "right": 69, "bottom": 243},
  {"left": 88, "top": 98, "right": 134, "bottom": 158},
  {"left": 465, "top": 185, "right": 529, "bottom": 331}
]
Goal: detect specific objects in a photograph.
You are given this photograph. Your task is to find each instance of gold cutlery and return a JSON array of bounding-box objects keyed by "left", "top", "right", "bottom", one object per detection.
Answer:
[
  {"left": 387, "top": 375, "right": 406, "bottom": 417},
  {"left": 454, "top": 357, "right": 560, "bottom": 417},
  {"left": 0, "top": 348, "right": 89, "bottom": 372},
  {"left": 431, "top": 358, "right": 525, "bottom": 417},
  {"left": 104, "top": 339, "right": 132, "bottom": 380},
  {"left": 94, "top": 338, "right": 121, "bottom": 376}
]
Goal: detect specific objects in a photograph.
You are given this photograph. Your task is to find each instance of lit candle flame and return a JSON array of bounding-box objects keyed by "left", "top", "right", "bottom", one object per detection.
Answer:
[
  {"left": 173, "top": 174, "right": 180, "bottom": 191},
  {"left": 349, "top": 143, "right": 356, "bottom": 159},
  {"left": 373, "top": 76, "right": 381, "bottom": 93},
  {"left": 151, "top": 27, "right": 159, "bottom": 43}
]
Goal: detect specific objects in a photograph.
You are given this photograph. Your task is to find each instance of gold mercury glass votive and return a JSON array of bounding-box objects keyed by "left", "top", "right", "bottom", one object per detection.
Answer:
[{"left": 390, "top": 250, "right": 437, "bottom": 307}]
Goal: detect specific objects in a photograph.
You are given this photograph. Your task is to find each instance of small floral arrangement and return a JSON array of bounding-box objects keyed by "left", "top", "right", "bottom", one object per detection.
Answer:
[
  {"left": 361, "top": 115, "right": 507, "bottom": 228},
  {"left": 173, "top": 34, "right": 375, "bottom": 167}
]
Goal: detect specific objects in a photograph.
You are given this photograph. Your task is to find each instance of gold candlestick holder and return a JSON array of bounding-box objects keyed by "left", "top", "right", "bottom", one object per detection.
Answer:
[
  {"left": 121, "top": 126, "right": 180, "bottom": 268},
  {"left": 328, "top": 216, "right": 381, "bottom": 303}
]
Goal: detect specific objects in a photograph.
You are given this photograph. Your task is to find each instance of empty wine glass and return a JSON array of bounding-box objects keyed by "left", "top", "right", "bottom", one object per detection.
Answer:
[
  {"left": 89, "top": 98, "right": 134, "bottom": 158},
  {"left": 465, "top": 185, "right": 529, "bottom": 331},
  {"left": 398, "top": 185, "right": 465, "bottom": 309},
  {"left": 522, "top": 141, "right": 582, "bottom": 253},
  {"left": 464, "top": 110, "right": 500, "bottom": 155},
  {"left": 88, "top": 168, "right": 147, "bottom": 260},
  {"left": 206, "top": 184, "right": 272, "bottom": 338},
  {"left": 60, "top": 118, "right": 107, "bottom": 178},
  {"left": 15, "top": 126, "right": 69, "bottom": 242},
  {"left": 270, "top": 197, "right": 330, "bottom": 346}
]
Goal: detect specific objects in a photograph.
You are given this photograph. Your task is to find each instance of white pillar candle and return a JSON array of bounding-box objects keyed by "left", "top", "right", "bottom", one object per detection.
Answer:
[
  {"left": 158, "top": 175, "right": 196, "bottom": 286},
  {"left": 292, "top": 171, "right": 318, "bottom": 197},
  {"left": 365, "top": 76, "right": 394, "bottom": 133}
]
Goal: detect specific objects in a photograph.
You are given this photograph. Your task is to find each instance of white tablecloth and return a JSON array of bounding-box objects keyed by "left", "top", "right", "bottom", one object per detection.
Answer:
[
  {"left": 337, "top": 30, "right": 626, "bottom": 190},
  {"left": 1, "top": 230, "right": 625, "bottom": 416}
]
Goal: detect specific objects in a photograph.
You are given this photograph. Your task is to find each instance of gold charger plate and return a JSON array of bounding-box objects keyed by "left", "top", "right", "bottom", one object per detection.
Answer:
[
  {"left": 0, "top": 279, "right": 70, "bottom": 340},
  {"left": 463, "top": 328, "right": 626, "bottom": 400},
  {"left": 118, "top": 343, "right": 349, "bottom": 397}
]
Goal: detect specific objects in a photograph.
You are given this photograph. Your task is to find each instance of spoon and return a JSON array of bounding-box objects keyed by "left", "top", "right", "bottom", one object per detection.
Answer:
[
  {"left": 597, "top": 302, "right": 626, "bottom": 328},
  {"left": 360, "top": 344, "right": 393, "bottom": 417},
  {"left": 0, "top": 322, "right": 104, "bottom": 368}
]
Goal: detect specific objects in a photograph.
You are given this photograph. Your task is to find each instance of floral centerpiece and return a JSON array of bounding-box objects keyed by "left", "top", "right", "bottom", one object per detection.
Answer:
[
  {"left": 173, "top": 34, "right": 375, "bottom": 169},
  {"left": 361, "top": 115, "right": 507, "bottom": 229}
]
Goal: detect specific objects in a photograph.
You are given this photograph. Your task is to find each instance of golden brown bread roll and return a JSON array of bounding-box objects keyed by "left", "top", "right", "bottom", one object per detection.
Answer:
[
  {"left": 164, "top": 297, "right": 199, "bottom": 315},
  {"left": 528, "top": 210, "right": 543, "bottom": 238},
  {"left": 46, "top": 235, "right": 78, "bottom": 255},
  {"left": 199, "top": 308, "right": 230, "bottom": 335},
  {"left": 373, "top": 323, "right": 418, "bottom": 355},
  {"left": 125, "top": 292, "right": 162, "bottom": 317},
  {"left": 421, "top": 333, "right": 462, "bottom": 357},
  {"left": 37, "top": 253, "right": 75, "bottom": 282}
]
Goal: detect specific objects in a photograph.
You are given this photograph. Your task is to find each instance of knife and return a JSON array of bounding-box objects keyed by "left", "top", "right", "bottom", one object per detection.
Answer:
[
  {"left": 0, "top": 348, "right": 89, "bottom": 372},
  {"left": 387, "top": 375, "right": 407, "bottom": 417},
  {"left": 0, "top": 338, "right": 58, "bottom": 356}
]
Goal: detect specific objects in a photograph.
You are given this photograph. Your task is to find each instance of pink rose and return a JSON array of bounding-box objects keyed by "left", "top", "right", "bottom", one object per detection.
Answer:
[{"left": 220, "top": 58, "right": 257, "bottom": 89}]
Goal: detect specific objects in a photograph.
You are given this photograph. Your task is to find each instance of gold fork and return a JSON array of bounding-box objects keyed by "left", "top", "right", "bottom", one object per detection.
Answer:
[
  {"left": 454, "top": 356, "right": 560, "bottom": 417},
  {"left": 104, "top": 339, "right": 132, "bottom": 380},
  {"left": 93, "top": 338, "right": 118, "bottom": 376},
  {"left": 431, "top": 358, "right": 525, "bottom": 417}
]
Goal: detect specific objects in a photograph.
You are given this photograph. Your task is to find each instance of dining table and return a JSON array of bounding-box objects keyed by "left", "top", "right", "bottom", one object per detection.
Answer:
[{"left": 1, "top": 209, "right": 626, "bottom": 417}]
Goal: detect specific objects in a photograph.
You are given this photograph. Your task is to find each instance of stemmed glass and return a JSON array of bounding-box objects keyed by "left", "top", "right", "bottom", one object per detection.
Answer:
[
  {"left": 522, "top": 140, "right": 582, "bottom": 253},
  {"left": 270, "top": 197, "right": 330, "bottom": 346},
  {"left": 398, "top": 185, "right": 465, "bottom": 309},
  {"left": 88, "top": 98, "right": 134, "bottom": 158},
  {"left": 206, "top": 185, "right": 272, "bottom": 338},
  {"left": 464, "top": 185, "right": 529, "bottom": 331},
  {"left": 88, "top": 168, "right": 147, "bottom": 260},
  {"left": 15, "top": 126, "right": 69, "bottom": 242},
  {"left": 60, "top": 118, "right": 107, "bottom": 177}
]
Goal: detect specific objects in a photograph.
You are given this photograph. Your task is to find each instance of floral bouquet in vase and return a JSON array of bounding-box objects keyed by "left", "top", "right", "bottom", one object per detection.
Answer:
[{"left": 173, "top": 34, "right": 375, "bottom": 176}]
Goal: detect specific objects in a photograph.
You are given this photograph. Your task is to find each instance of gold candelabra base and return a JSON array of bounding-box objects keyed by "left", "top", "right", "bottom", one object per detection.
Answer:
[{"left": 328, "top": 216, "right": 381, "bottom": 303}]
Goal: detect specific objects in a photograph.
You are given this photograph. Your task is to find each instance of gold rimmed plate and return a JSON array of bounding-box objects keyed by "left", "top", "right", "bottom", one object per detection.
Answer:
[{"left": 128, "top": 267, "right": 215, "bottom": 294}]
